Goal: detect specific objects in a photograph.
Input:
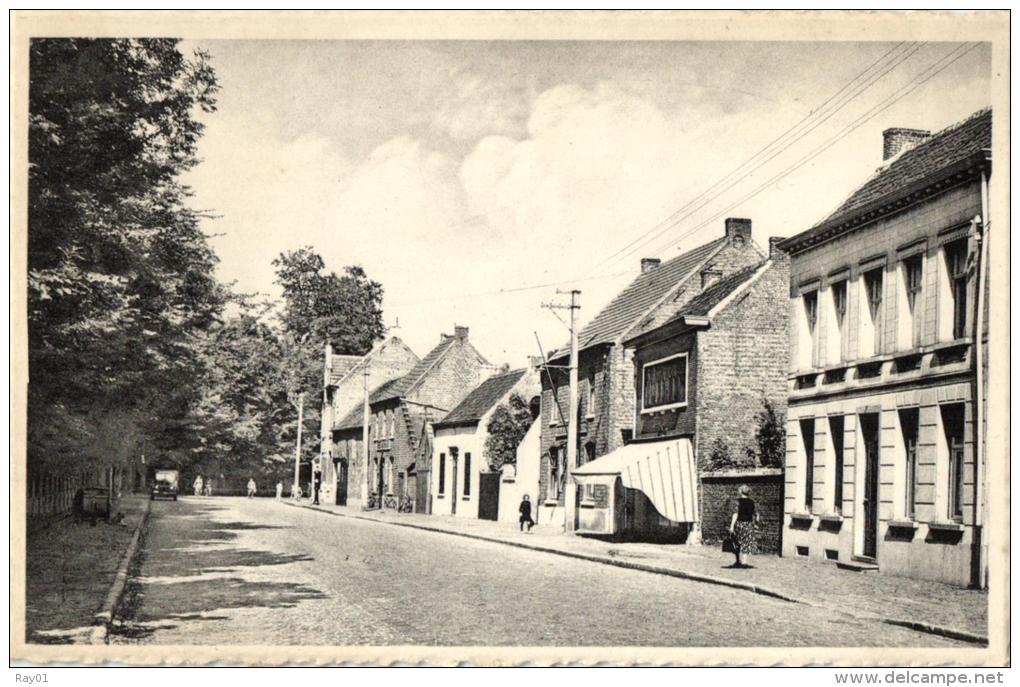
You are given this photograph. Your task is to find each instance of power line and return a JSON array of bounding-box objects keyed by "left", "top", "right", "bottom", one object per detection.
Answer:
[
  {"left": 589, "top": 42, "right": 930, "bottom": 274},
  {"left": 586, "top": 41, "right": 922, "bottom": 274},
  {"left": 632, "top": 42, "right": 981, "bottom": 262}
]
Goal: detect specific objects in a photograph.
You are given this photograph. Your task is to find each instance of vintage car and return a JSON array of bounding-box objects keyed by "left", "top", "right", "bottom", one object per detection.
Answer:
[{"left": 151, "top": 469, "right": 180, "bottom": 501}]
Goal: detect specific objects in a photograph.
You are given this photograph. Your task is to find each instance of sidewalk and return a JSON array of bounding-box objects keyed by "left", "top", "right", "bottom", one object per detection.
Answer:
[
  {"left": 285, "top": 499, "right": 988, "bottom": 644},
  {"left": 25, "top": 496, "right": 149, "bottom": 644}
]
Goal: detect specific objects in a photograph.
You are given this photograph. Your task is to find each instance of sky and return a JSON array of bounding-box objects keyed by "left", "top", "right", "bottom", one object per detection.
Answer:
[{"left": 181, "top": 40, "right": 991, "bottom": 367}]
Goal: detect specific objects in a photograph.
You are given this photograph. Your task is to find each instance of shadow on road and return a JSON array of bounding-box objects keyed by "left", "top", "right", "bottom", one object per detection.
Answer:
[{"left": 111, "top": 501, "right": 325, "bottom": 642}]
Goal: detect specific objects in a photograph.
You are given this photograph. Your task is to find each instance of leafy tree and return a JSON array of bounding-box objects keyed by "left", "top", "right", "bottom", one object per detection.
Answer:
[
  {"left": 483, "top": 393, "right": 535, "bottom": 471},
  {"left": 27, "top": 38, "right": 223, "bottom": 475},
  {"left": 754, "top": 397, "right": 786, "bottom": 469}
]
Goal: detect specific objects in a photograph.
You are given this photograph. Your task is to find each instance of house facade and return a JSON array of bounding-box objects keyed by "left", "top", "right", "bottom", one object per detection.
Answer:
[
  {"left": 572, "top": 242, "right": 790, "bottom": 546},
  {"left": 332, "top": 327, "right": 494, "bottom": 512},
  {"left": 430, "top": 368, "right": 539, "bottom": 520},
  {"left": 777, "top": 109, "right": 991, "bottom": 587},
  {"left": 319, "top": 337, "right": 420, "bottom": 507},
  {"left": 538, "top": 218, "right": 765, "bottom": 528}
]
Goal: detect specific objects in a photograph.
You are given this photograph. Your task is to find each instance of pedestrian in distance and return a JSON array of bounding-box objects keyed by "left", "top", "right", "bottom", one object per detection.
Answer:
[
  {"left": 519, "top": 494, "right": 535, "bottom": 533},
  {"left": 275, "top": 481, "right": 283, "bottom": 499},
  {"left": 728, "top": 484, "right": 761, "bottom": 568},
  {"left": 193, "top": 474, "right": 203, "bottom": 497},
  {"left": 246, "top": 477, "right": 257, "bottom": 498}
]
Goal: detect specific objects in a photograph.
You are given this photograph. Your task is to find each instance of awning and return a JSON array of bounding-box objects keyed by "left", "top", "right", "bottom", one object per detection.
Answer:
[{"left": 573, "top": 438, "right": 698, "bottom": 522}]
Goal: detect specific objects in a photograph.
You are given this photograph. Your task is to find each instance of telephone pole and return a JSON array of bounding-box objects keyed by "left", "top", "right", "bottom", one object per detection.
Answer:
[
  {"left": 361, "top": 363, "right": 371, "bottom": 508},
  {"left": 292, "top": 392, "right": 304, "bottom": 498},
  {"left": 542, "top": 289, "right": 581, "bottom": 531}
]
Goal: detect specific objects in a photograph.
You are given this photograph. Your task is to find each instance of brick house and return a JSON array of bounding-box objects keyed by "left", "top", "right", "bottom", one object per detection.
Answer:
[
  {"left": 572, "top": 243, "right": 790, "bottom": 546},
  {"left": 777, "top": 108, "right": 991, "bottom": 587},
  {"left": 319, "top": 337, "right": 420, "bottom": 507},
  {"left": 430, "top": 368, "right": 539, "bottom": 520},
  {"left": 333, "top": 327, "right": 494, "bottom": 511},
  {"left": 538, "top": 218, "right": 765, "bottom": 527}
]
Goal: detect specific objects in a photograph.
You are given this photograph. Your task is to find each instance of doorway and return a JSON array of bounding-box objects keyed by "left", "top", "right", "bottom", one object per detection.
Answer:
[
  {"left": 336, "top": 459, "right": 348, "bottom": 506},
  {"left": 859, "top": 413, "right": 880, "bottom": 559}
]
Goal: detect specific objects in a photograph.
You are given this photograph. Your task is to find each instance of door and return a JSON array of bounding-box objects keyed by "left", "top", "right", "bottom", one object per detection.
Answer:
[
  {"left": 451, "top": 455, "right": 458, "bottom": 515},
  {"left": 336, "top": 460, "right": 348, "bottom": 506},
  {"left": 478, "top": 473, "right": 500, "bottom": 521},
  {"left": 860, "top": 414, "right": 880, "bottom": 559}
]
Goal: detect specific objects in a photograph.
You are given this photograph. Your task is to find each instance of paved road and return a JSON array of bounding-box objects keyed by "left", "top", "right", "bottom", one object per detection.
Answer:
[{"left": 111, "top": 497, "right": 964, "bottom": 646}]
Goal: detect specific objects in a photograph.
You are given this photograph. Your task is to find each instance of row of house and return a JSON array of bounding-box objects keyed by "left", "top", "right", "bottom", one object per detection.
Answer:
[{"left": 317, "top": 107, "right": 991, "bottom": 589}]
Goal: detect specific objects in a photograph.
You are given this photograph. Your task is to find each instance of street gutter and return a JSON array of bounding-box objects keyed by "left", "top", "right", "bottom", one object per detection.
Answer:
[
  {"left": 282, "top": 500, "right": 988, "bottom": 647},
  {"left": 89, "top": 498, "right": 152, "bottom": 645}
]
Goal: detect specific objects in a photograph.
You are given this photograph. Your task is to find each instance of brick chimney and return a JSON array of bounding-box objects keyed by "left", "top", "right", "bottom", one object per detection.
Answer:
[
  {"left": 454, "top": 325, "right": 469, "bottom": 341},
  {"left": 768, "top": 236, "right": 787, "bottom": 258},
  {"left": 725, "top": 218, "right": 752, "bottom": 244},
  {"left": 882, "top": 127, "right": 930, "bottom": 161},
  {"left": 640, "top": 258, "right": 661, "bottom": 274}
]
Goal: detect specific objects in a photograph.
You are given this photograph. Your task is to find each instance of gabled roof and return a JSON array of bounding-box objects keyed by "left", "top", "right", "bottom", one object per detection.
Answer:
[
  {"left": 434, "top": 369, "right": 527, "bottom": 429},
  {"left": 780, "top": 108, "right": 991, "bottom": 253},
  {"left": 554, "top": 237, "right": 728, "bottom": 357},
  {"left": 372, "top": 336, "right": 459, "bottom": 403},
  {"left": 326, "top": 336, "right": 418, "bottom": 389}
]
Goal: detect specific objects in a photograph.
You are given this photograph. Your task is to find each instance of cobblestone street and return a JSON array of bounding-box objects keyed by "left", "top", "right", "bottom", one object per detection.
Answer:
[{"left": 108, "top": 497, "right": 969, "bottom": 647}]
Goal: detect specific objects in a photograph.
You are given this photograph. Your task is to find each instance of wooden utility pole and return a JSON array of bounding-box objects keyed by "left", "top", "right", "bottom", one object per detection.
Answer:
[
  {"left": 292, "top": 392, "right": 304, "bottom": 497},
  {"left": 360, "top": 363, "right": 371, "bottom": 507},
  {"left": 542, "top": 289, "right": 581, "bottom": 531}
]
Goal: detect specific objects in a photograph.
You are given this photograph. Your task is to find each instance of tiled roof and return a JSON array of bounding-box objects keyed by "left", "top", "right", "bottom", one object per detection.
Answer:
[
  {"left": 782, "top": 108, "right": 991, "bottom": 251},
  {"left": 333, "top": 336, "right": 464, "bottom": 431},
  {"left": 553, "top": 237, "right": 727, "bottom": 357},
  {"left": 328, "top": 355, "right": 362, "bottom": 384},
  {"left": 373, "top": 336, "right": 458, "bottom": 403},
  {"left": 434, "top": 369, "right": 527, "bottom": 428},
  {"left": 624, "top": 261, "right": 765, "bottom": 341}
]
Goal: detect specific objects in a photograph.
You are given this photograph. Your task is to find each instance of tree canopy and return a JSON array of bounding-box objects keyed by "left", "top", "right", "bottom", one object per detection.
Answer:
[{"left": 483, "top": 393, "right": 536, "bottom": 471}]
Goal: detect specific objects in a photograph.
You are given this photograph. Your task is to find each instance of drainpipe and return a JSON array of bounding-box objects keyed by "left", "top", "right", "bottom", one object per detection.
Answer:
[{"left": 973, "top": 167, "right": 990, "bottom": 589}]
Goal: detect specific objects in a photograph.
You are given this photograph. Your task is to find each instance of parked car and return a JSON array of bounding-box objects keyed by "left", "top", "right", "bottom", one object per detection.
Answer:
[{"left": 151, "top": 469, "right": 179, "bottom": 501}]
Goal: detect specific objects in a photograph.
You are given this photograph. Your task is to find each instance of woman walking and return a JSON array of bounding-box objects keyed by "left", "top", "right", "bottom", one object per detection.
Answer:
[
  {"left": 728, "top": 484, "right": 761, "bottom": 568},
  {"left": 519, "top": 494, "right": 535, "bottom": 533}
]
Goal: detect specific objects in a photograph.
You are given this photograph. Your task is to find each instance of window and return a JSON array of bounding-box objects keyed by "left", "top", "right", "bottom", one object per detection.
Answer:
[
  {"left": 583, "top": 442, "right": 596, "bottom": 466},
  {"left": 548, "top": 389, "right": 561, "bottom": 426},
  {"left": 641, "top": 353, "right": 688, "bottom": 413},
  {"left": 548, "top": 447, "right": 562, "bottom": 500},
  {"left": 799, "top": 290, "right": 819, "bottom": 369},
  {"left": 900, "top": 408, "right": 919, "bottom": 520},
  {"left": 463, "top": 453, "right": 471, "bottom": 497},
  {"left": 942, "top": 405, "right": 965, "bottom": 522},
  {"left": 701, "top": 269, "right": 722, "bottom": 289},
  {"left": 945, "top": 240, "right": 969, "bottom": 340},
  {"left": 862, "top": 268, "right": 884, "bottom": 357},
  {"left": 800, "top": 418, "right": 816, "bottom": 511},
  {"left": 830, "top": 415, "right": 845, "bottom": 514},
  {"left": 438, "top": 453, "right": 446, "bottom": 495},
  {"left": 902, "top": 254, "right": 924, "bottom": 347},
  {"left": 388, "top": 411, "right": 395, "bottom": 438},
  {"left": 829, "top": 280, "right": 848, "bottom": 362},
  {"left": 386, "top": 457, "right": 394, "bottom": 495},
  {"left": 585, "top": 373, "right": 596, "bottom": 418}
]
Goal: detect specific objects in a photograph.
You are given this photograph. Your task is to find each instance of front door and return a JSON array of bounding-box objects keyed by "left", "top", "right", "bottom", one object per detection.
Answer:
[
  {"left": 336, "top": 460, "right": 348, "bottom": 506},
  {"left": 860, "top": 414, "right": 880, "bottom": 559},
  {"left": 451, "top": 453, "right": 459, "bottom": 515}
]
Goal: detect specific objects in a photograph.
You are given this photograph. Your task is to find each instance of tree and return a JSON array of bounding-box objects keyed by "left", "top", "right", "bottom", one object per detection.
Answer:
[
  {"left": 754, "top": 398, "right": 786, "bottom": 469},
  {"left": 483, "top": 393, "right": 535, "bottom": 471},
  {"left": 27, "top": 39, "right": 223, "bottom": 475},
  {"left": 272, "top": 247, "right": 385, "bottom": 356}
]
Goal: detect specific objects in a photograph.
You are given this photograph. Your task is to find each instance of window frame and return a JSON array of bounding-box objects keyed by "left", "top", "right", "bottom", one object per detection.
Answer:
[
  {"left": 463, "top": 452, "right": 472, "bottom": 497},
  {"left": 863, "top": 267, "right": 884, "bottom": 355},
  {"left": 900, "top": 408, "right": 919, "bottom": 521},
  {"left": 800, "top": 418, "right": 816, "bottom": 512},
  {"left": 640, "top": 352, "right": 690, "bottom": 414},
  {"left": 438, "top": 452, "right": 446, "bottom": 495},
  {"left": 829, "top": 415, "right": 845, "bottom": 515},
  {"left": 944, "top": 239, "right": 969, "bottom": 341},
  {"left": 942, "top": 404, "right": 966, "bottom": 523}
]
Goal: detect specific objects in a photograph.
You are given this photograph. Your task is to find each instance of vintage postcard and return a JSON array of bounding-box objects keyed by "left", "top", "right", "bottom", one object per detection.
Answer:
[{"left": 9, "top": 10, "right": 1010, "bottom": 667}]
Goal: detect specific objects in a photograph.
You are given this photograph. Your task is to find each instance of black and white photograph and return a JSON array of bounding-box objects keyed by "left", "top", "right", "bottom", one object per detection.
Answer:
[{"left": 9, "top": 10, "right": 1010, "bottom": 669}]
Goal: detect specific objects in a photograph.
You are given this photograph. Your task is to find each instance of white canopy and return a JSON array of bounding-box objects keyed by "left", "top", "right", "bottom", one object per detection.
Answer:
[{"left": 573, "top": 438, "right": 698, "bottom": 523}]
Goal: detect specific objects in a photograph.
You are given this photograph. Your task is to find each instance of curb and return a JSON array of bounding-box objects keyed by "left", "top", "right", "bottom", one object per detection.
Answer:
[
  {"left": 89, "top": 498, "right": 152, "bottom": 645},
  {"left": 283, "top": 500, "right": 988, "bottom": 646}
]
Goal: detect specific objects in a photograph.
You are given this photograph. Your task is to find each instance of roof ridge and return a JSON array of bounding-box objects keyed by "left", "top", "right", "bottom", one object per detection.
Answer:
[
  {"left": 614, "top": 236, "right": 731, "bottom": 345},
  {"left": 398, "top": 336, "right": 457, "bottom": 398},
  {"left": 704, "top": 258, "right": 773, "bottom": 318}
]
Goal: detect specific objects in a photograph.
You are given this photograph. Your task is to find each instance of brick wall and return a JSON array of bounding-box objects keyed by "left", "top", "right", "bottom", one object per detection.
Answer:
[
  {"left": 409, "top": 336, "right": 495, "bottom": 414},
  {"left": 701, "top": 471, "right": 784, "bottom": 553},
  {"left": 696, "top": 257, "right": 790, "bottom": 470}
]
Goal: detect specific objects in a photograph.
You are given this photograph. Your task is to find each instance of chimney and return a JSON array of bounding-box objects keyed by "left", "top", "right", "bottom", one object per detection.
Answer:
[
  {"left": 529, "top": 355, "right": 545, "bottom": 369},
  {"left": 640, "top": 258, "right": 661, "bottom": 274},
  {"left": 724, "top": 218, "right": 752, "bottom": 244},
  {"left": 768, "top": 236, "right": 787, "bottom": 258},
  {"left": 882, "top": 127, "right": 930, "bottom": 161},
  {"left": 454, "top": 325, "right": 469, "bottom": 341}
]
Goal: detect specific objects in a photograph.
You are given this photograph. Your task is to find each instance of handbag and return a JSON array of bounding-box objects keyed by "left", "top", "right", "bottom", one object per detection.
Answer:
[{"left": 722, "top": 533, "right": 735, "bottom": 553}]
